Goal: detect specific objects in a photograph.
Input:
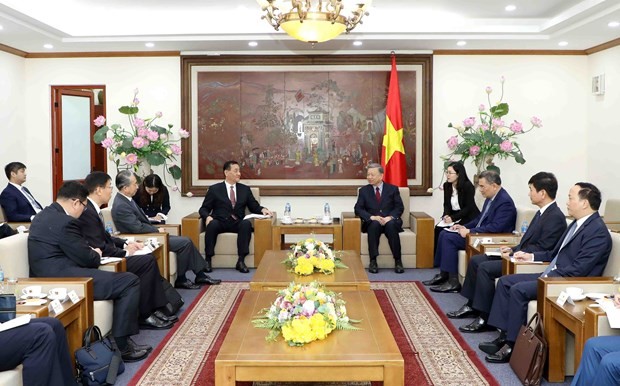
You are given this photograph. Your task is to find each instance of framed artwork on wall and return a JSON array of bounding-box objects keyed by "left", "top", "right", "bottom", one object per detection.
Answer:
[{"left": 180, "top": 54, "right": 433, "bottom": 196}]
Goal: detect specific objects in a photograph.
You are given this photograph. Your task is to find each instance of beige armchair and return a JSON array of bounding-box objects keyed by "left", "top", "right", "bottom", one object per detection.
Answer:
[
  {"left": 181, "top": 188, "right": 274, "bottom": 268},
  {"left": 604, "top": 198, "right": 620, "bottom": 232},
  {"left": 341, "top": 187, "right": 434, "bottom": 269},
  {"left": 0, "top": 206, "right": 30, "bottom": 231}
]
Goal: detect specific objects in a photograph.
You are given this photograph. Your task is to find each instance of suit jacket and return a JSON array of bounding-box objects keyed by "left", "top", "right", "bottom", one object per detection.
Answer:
[
  {"left": 463, "top": 187, "right": 516, "bottom": 234},
  {"left": 354, "top": 182, "right": 404, "bottom": 232},
  {"left": 134, "top": 187, "right": 171, "bottom": 218},
  {"left": 77, "top": 200, "right": 126, "bottom": 257},
  {"left": 442, "top": 181, "right": 480, "bottom": 224},
  {"left": 198, "top": 182, "right": 263, "bottom": 222},
  {"left": 533, "top": 212, "right": 611, "bottom": 277},
  {"left": 28, "top": 202, "right": 101, "bottom": 276},
  {"left": 0, "top": 184, "right": 41, "bottom": 222},
  {"left": 111, "top": 194, "right": 159, "bottom": 234},
  {"left": 514, "top": 202, "right": 567, "bottom": 253}
]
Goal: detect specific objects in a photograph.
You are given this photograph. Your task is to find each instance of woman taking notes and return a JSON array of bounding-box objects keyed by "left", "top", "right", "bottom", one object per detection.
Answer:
[{"left": 135, "top": 174, "right": 171, "bottom": 223}]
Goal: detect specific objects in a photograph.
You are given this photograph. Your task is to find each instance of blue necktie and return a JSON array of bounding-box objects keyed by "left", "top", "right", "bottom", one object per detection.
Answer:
[
  {"left": 540, "top": 222, "right": 577, "bottom": 277},
  {"left": 476, "top": 200, "right": 492, "bottom": 228}
]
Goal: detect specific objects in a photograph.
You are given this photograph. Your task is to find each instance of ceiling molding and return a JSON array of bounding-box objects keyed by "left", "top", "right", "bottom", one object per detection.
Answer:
[
  {"left": 0, "top": 42, "right": 26, "bottom": 57},
  {"left": 24, "top": 51, "right": 180, "bottom": 59},
  {"left": 433, "top": 49, "right": 587, "bottom": 56},
  {"left": 585, "top": 36, "right": 620, "bottom": 55}
]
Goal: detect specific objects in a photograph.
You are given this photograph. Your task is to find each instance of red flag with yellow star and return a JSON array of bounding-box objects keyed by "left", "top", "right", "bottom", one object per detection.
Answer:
[{"left": 381, "top": 53, "right": 407, "bottom": 187}]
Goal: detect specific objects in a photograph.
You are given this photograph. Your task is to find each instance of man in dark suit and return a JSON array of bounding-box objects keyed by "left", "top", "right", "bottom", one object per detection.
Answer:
[
  {"left": 77, "top": 171, "right": 176, "bottom": 330},
  {"left": 354, "top": 163, "right": 405, "bottom": 274},
  {"left": 198, "top": 160, "right": 272, "bottom": 273},
  {"left": 0, "top": 317, "right": 75, "bottom": 386},
  {"left": 424, "top": 170, "right": 517, "bottom": 292},
  {"left": 28, "top": 181, "right": 149, "bottom": 362},
  {"left": 448, "top": 172, "right": 567, "bottom": 333},
  {"left": 111, "top": 170, "right": 221, "bottom": 289},
  {"left": 482, "top": 182, "right": 612, "bottom": 363},
  {"left": 0, "top": 162, "right": 43, "bottom": 221}
]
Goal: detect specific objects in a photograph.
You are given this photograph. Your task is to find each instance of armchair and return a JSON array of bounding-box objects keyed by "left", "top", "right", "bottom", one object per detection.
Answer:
[
  {"left": 0, "top": 206, "right": 30, "bottom": 231},
  {"left": 181, "top": 187, "right": 274, "bottom": 268},
  {"left": 341, "top": 187, "right": 434, "bottom": 269},
  {"left": 604, "top": 198, "right": 620, "bottom": 232}
]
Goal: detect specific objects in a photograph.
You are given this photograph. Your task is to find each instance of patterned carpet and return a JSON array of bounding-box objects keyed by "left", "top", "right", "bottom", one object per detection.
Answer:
[{"left": 128, "top": 282, "right": 498, "bottom": 386}]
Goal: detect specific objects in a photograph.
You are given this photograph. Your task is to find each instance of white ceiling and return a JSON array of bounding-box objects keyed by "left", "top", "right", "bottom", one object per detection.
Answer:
[{"left": 0, "top": 0, "right": 619, "bottom": 55}]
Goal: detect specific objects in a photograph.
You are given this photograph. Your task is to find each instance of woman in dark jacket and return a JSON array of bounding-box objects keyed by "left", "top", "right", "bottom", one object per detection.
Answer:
[
  {"left": 135, "top": 174, "right": 170, "bottom": 223},
  {"left": 433, "top": 161, "right": 480, "bottom": 265}
]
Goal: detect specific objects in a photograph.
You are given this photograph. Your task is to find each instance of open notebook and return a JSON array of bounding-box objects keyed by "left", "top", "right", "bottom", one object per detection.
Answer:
[{"left": 0, "top": 314, "right": 31, "bottom": 333}]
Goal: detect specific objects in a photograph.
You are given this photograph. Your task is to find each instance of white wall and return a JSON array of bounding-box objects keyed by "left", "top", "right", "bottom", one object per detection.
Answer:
[
  {"left": 587, "top": 45, "right": 620, "bottom": 214},
  {"left": 0, "top": 52, "right": 605, "bottom": 225},
  {"left": 0, "top": 51, "right": 25, "bottom": 176}
]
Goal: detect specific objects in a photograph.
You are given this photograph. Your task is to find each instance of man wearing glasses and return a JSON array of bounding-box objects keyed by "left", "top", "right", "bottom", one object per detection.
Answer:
[{"left": 28, "top": 181, "right": 151, "bottom": 363}]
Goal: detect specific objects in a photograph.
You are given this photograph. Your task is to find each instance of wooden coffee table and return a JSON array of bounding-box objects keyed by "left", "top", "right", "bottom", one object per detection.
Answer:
[
  {"left": 250, "top": 249, "right": 370, "bottom": 291},
  {"left": 215, "top": 290, "right": 403, "bottom": 386}
]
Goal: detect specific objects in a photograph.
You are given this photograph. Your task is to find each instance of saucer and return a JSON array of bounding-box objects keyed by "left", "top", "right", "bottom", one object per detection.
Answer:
[
  {"left": 570, "top": 294, "right": 586, "bottom": 301},
  {"left": 306, "top": 219, "right": 318, "bottom": 224},
  {"left": 20, "top": 293, "right": 47, "bottom": 300},
  {"left": 320, "top": 220, "right": 332, "bottom": 225},
  {"left": 585, "top": 292, "right": 609, "bottom": 300},
  {"left": 48, "top": 294, "right": 68, "bottom": 301},
  {"left": 18, "top": 298, "right": 47, "bottom": 306}
]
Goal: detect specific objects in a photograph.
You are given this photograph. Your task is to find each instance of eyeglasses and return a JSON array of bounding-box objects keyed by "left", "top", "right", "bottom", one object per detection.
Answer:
[{"left": 74, "top": 199, "right": 88, "bottom": 211}]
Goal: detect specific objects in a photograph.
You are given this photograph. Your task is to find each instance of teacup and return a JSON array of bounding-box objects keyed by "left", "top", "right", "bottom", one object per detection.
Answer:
[
  {"left": 22, "top": 285, "right": 43, "bottom": 297},
  {"left": 566, "top": 287, "right": 583, "bottom": 298},
  {"left": 48, "top": 288, "right": 67, "bottom": 299}
]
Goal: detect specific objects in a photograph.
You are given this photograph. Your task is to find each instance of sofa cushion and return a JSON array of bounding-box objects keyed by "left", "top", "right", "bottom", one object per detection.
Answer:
[
  {"left": 360, "top": 229, "right": 416, "bottom": 256},
  {"left": 0, "top": 365, "right": 22, "bottom": 386}
]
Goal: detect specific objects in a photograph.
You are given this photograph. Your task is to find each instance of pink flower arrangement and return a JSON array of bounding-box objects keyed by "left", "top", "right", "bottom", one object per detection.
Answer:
[
  {"left": 443, "top": 77, "right": 541, "bottom": 175},
  {"left": 93, "top": 88, "right": 190, "bottom": 185}
]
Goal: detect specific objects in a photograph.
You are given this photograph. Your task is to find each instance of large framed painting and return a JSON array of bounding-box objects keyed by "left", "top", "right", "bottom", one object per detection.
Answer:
[{"left": 180, "top": 54, "right": 433, "bottom": 196}]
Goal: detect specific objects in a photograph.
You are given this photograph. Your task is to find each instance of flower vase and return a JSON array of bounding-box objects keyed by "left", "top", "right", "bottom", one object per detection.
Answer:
[{"left": 136, "top": 158, "right": 152, "bottom": 179}]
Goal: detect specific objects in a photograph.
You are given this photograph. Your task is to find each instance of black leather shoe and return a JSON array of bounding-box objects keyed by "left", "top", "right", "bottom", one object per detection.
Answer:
[
  {"left": 459, "top": 317, "right": 493, "bottom": 333},
  {"left": 195, "top": 273, "right": 222, "bottom": 285},
  {"left": 121, "top": 346, "right": 149, "bottom": 362},
  {"left": 204, "top": 257, "right": 213, "bottom": 273},
  {"left": 154, "top": 309, "right": 178, "bottom": 323},
  {"left": 485, "top": 344, "right": 513, "bottom": 363},
  {"left": 430, "top": 279, "right": 461, "bottom": 293},
  {"left": 128, "top": 337, "right": 152, "bottom": 353},
  {"left": 447, "top": 304, "right": 476, "bottom": 319},
  {"left": 368, "top": 259, "right": 378, "bottom": 274},
  {"left": 235, "top": 261, "right": 249, "bottom": 273},
  {"left": 394, "top": 259, "right": 404, "bottom": 274},
  {"left": 479, "top": 333, "right": 507, "bottom": 355},
  {"left": 422, "top": 273, "right": 447, "bottom": 286},
  {"left": 140, "top": 314, "right": 173, "bottom": 330},
  {"left": 175, "top": 279, "right": 200, "bottom": 290}
]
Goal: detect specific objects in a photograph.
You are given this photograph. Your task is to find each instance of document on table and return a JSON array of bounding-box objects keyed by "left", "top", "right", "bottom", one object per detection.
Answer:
[
  {"left": 100, "top": 257, "right": 123, "bottom": 265},
  {"left": 0, "top": 314, "right": 31, "bottom": 333},
  {"left": 243, "top": 214, "right": 271, "bottom": 220},
  {"left": 437, "top": 219, "right": 460, "bottom": 228},
  {"left": 597, "top": 298, "right": 620, "bottom": 328},
  {"left": 133, "top": 244, "right": 155, "bottom": 256}
]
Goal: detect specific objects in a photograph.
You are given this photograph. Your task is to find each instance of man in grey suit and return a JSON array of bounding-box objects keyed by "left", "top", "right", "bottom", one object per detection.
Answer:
[{"left": 111, "top": 170, "right": 221, "bottom": 289}]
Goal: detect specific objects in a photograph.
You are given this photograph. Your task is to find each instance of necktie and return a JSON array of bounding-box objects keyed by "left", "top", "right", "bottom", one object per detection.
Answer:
[
  {"left": 230, "top": 186, "right": 236, "bottom": 207},
  {"left": 475, "top": 200, "right": 492, "bottom": 228},
  {"left": 375, "top": 187, "right": 381, "bottom": 203},
  {"left": 540, "top": 222, "right": 577, "bottom": 277},
  {"left": 98, "top": 211, "right": 105, "bottom": 226},
  {"left": 517, "top": 211, "right": 540, "bottom": 248},
  {"left": 22, "top": 187, "right": 42, "bottom": 211}
]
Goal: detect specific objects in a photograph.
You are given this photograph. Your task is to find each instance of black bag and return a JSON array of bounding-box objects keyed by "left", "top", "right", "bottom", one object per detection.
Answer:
[
  {"left": 74, "top": 326, "right": 125, "bottom": 385},
  {"left": 161, "top": 276, "right": 184, "bottom": 316},
  {"left": 509, "top": 312, "right": 547, "bottom": 386},
  {"left": 0, "top": 294, "right": 16, "bottom": 323}
]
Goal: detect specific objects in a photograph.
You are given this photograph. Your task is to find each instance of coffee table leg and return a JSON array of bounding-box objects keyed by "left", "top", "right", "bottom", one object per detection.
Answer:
[
  {"left": 215, "top": 363, "right": 235, "bottom": 386},
  {"left": 384, "top": 363, "right": 404, "bottom": 386}
]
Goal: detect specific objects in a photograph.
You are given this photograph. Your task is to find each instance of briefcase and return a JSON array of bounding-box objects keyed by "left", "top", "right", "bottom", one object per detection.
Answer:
[
  {"left": 509, "top": 312, "right": 547, "bottom": 386},
  {"left": 0, "top": 294, "right": 16, "bottom": 323}
]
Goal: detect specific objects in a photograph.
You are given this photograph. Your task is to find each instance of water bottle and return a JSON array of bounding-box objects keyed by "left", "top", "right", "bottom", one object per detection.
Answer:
[
  {"left": 323, "top": 203, "right": 331, "bottom": 219},
  {"left": 0, "top": 264, "right": 4, "bottom": 283},
  {"left": 105, "top": 222, "right": 114, "bottom": 235},
  {"left": 520, "top": 220, "right": 529, "bottom": 235},
  {"left": 284, "top": 203, "right": 291, "bottom": 219}
]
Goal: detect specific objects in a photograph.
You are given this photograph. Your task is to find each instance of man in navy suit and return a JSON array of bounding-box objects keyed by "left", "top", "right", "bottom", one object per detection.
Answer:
[
  {"left": 199, "top": 160, "right": 272, "bottom": 273},
  {"left": 424, "top": 170, "right": 517, "bottom": 292},
  {"left": 354, "top": 163, "right": 405, "bottom": 274},
  {"left": 448, "top": 172, "right": 567, "bottom": 333},
  {"left": 111, "top": 171, "right": 221, "bottom": 289},
  {"left": 482, "top": 182, "right": 612, "bottom": 363},
  {"left": 0, "top": 162, "right": 43, "bottom": 221}
]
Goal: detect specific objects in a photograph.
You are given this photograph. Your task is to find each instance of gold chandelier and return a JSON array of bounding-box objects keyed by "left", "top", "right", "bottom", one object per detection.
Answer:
[{"left": 257, "top": 0, "right": 372, "bottom": 44}]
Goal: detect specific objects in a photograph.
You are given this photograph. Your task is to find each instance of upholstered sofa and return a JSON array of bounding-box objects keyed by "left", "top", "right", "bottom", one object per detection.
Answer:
[
  {"left": 341, "top": 187, "right": 434, "bottom": 269},
  {"left": 181, "top": 188, "right": 274, "bottom": 268},
  {"left": 604, "top": 198, "right": 620, "bottom": 231}
]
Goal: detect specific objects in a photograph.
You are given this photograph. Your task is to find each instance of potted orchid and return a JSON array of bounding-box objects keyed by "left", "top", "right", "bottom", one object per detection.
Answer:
[
  {"left": 442, "top": 77, "right": 542, "bottom": 175},
  {"left": 93, "top": 88, "right": 189, "bottom": 186}
]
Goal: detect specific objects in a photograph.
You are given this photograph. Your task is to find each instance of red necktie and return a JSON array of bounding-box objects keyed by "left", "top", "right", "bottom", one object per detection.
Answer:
[
  {"left": 375, "top": 187, "right": 381, "bottom": 202},
  {"left": 230, "top": 186, "right": 236, "bottom": 207}
]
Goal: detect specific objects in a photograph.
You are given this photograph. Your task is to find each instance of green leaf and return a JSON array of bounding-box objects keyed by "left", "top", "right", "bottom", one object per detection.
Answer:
[
  {"left": 146, "top": 152, "right": 165, "bottom": 166},
  {"left": 514, "top": 152, "right": 526, "bottom": 164},
  {"left": 150, "top": 124, "right": 167, "bottom": 135},
  {"left": 119, "top": 105, "right": 139, "bottom": 115},
  {"left": 93, "top": 127, "right": 109, "bottom": 144},
  {"left": 448, "top": 122, "right": 454, "bottom": 128},
  {"left": 168, "top": 165, "right": 182, "bottom": 180},
  {"left": 121, "top": 137, "right": 133, "bottom": 149},
  {"left": 490, "top": 103, "right": 509, "bottom": 118}
]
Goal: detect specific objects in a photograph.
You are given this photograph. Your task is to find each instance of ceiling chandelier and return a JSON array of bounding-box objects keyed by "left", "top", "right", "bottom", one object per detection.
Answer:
[{"left": 257, "top": 0, "right": 372, "bottom": 44}]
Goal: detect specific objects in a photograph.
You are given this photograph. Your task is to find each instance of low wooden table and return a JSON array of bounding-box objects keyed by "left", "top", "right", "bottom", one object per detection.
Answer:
[
  {"left": 272, "top": 218, "right": 343, "bottom": 251},
  {"left": 250, "top": 249, "right": 370, "bottom": 291},
  {"left": 215, "top": 290, "right": 403, "bottom": 386}
]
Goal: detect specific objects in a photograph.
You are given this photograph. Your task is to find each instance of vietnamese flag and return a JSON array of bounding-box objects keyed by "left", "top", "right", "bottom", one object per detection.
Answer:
[{"left": 381, "top": 53, "right": 407, "bottom": 187}]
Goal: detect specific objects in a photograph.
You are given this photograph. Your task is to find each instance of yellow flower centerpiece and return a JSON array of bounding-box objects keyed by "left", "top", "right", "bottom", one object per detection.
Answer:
[
  {"left": 252, "top": 281, "right": 361, "bottom": 346},
  {"left": 284, "top": 237, "right": 347, "bottom": 276}
]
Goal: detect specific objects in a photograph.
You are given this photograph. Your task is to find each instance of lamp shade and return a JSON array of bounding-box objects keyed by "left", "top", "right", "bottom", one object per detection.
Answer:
[{"left": 280, "top": 12, "right": 347, "bottom": 43}]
